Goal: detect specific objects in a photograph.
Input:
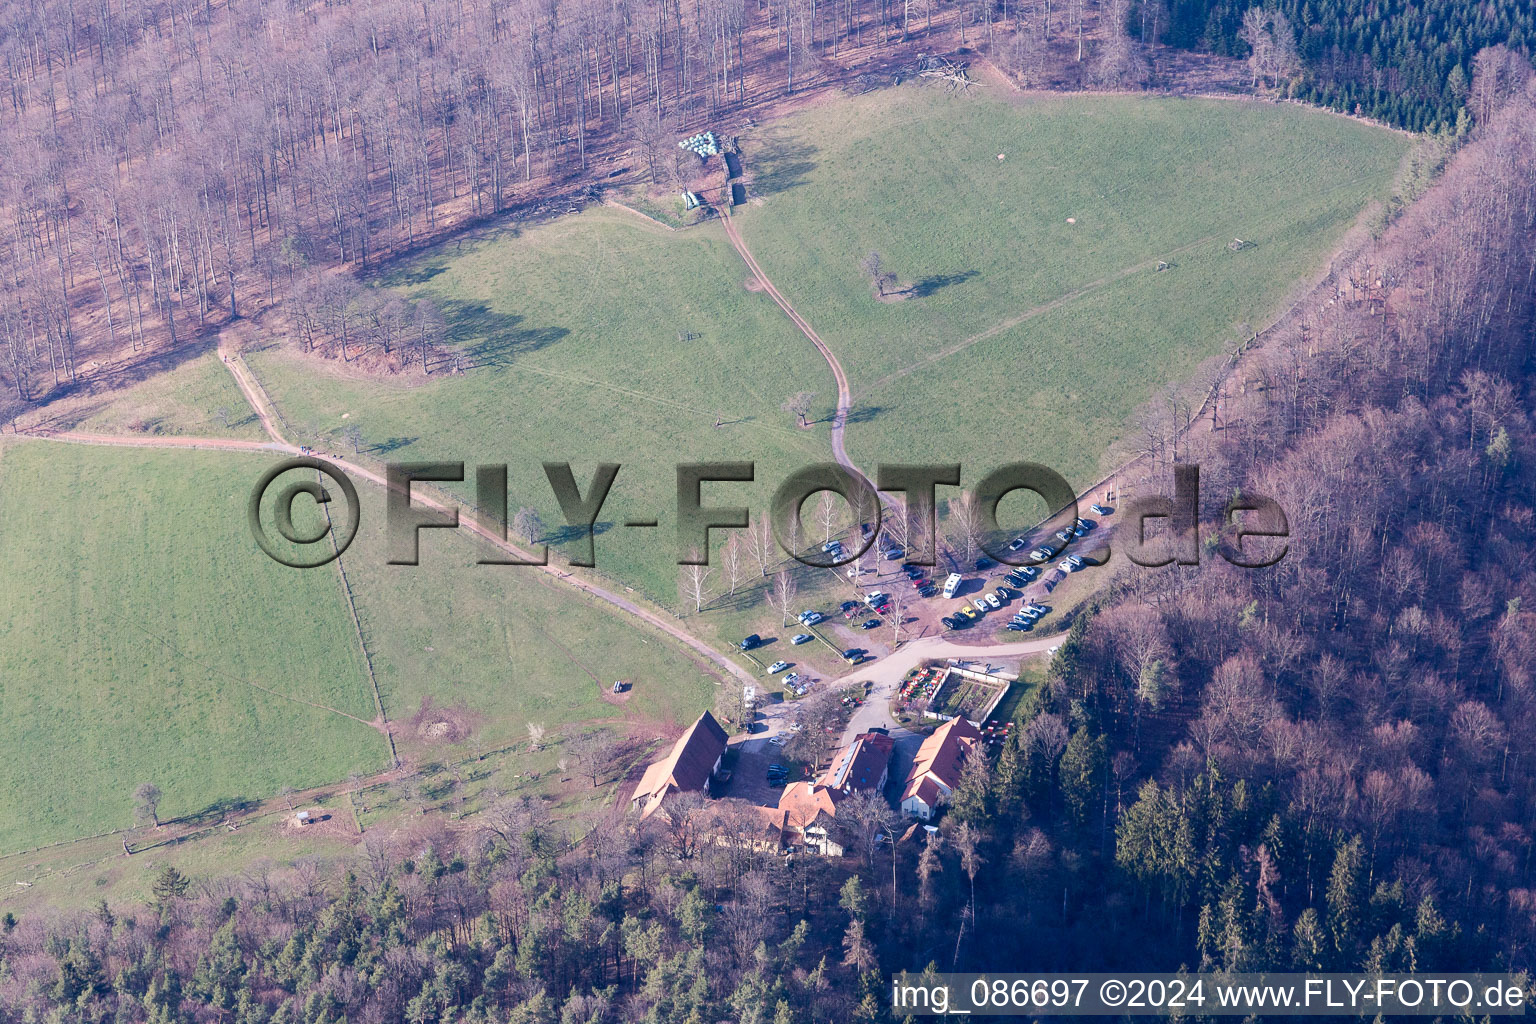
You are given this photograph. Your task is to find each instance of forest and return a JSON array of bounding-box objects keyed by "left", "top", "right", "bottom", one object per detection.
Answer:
[
  {"left": 1, "top": 54, "right": 1533, "bottom": 1024},
  {"left": 1163, "top": 0, "right": 1533, "bottom": 129}
]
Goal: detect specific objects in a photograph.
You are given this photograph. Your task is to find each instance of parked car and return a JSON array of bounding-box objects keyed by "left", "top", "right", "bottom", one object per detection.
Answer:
[
  {"left": 739, "top": 634, "right": 762, "bottom": 650},
  {"left": 984, "top": 593, "right": 1002, "bottom": 610},
  {"left": 1091, "top": 503, "right": 1113, "bottom": 516},
  {"left": 1007, "top": 622, "right": 1032, "bottom": 631},
  {"left": 993, "top": 587, "right": 1012, "bottom": 601},
  {"left": 842, "top": 649, "right": 864, "bottom": 664},
  {"left": 1018, "top": 565, "right": 1040, "bottom": 581},
  {"left": 791, "top": 633, "right": 813, "bottom": 645},
  {"left": 917, "top": 585, "right": 937, "bottom": 597},
  {"left": 798, "top": 610, "right": 824, "bottom": 625},
  {"left": 1007, "top": 537, "right": 1027, "bottom": 552},
  {"left": 1030, "top": 547, "right": 1054, "bottom": 562},
  {"left": 783, "top": 672, "right": 801, "bottom": 685},
  {"left": 943, "top": 572, "right": 964, "bottom": 598},
  {"left": 974, "top": 557, "right": 993, "bottom": 570},
  {"left": 863, "top": 618, "right": 881, "bottom": 630},
  {"left": 768, "top": 735, "right": 787, "bottom": 746},
  {"left": 960, "top": 607, "right": 981, "bottom": 621},
  {"left": 863, "top": 591, "right": 888, "bottom": 607},
  {"left": 883, "top": 546, "right": 904, "bottom": 560},
  {"left": 767, "top": 660, "right": 789, "bottom": 674},
  {"left": 1055, "top": 529, "right": 1074, "bottom": 542},
  {"left": 941, "top": 616, "right": 960, "bottom": 629},
  {"left": 820, "top": 539, "right": 842, "bottom": 553},
  {"left": 1059, "top": 555, "right": 1084, "bottom": 572}
]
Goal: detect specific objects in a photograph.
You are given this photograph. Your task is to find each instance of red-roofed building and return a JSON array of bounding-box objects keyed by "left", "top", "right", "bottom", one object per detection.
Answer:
[
  {"left": 775, "top": 730, "right": 894, "bottom": 855},
  {"left": 900, "top": 717, "right": 982, "bottom": 820},
  {"left": 630, "top": 711, "right": 728, "bottom": 819}
]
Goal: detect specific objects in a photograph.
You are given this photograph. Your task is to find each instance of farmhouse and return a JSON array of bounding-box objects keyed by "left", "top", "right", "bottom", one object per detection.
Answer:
[
  {"left": 776, "top": 730, "right": 895, "bottom": 855},
  {"left": 900, "top": 717, "right": 982, "bottom": 821},
  {"left": 630, "top": 711, "right": 728, "bottom": 819}
]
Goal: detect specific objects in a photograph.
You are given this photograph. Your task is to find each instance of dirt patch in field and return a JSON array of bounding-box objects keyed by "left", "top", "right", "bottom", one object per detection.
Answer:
[
  {"left": 284, "top": 807, "right": 354, "bottom": 839},
  {"left": 408, "top": 696, "right": 482, "bottom": 745}
]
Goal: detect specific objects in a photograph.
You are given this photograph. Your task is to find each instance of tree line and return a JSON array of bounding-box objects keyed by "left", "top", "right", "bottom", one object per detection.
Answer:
[
  {"left": 0, "top": 0, "right": 957, "bottom": 415},
  {"left": 1162, "top": 0, "right": 1533, "bottom": 129}
]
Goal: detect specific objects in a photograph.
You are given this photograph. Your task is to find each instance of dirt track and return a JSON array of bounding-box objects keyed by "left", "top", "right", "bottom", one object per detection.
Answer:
[
  {"left": 13, "top": 342, "right": 760, "bottom": 691},
  {"left": 717, "top": 205, "right": 861, "bottom": 479}
]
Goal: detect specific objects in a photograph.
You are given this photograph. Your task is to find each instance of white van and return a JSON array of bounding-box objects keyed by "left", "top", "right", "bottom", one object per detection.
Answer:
[{"left": 942, "top": 573, "right": 963, "bottom": 598}]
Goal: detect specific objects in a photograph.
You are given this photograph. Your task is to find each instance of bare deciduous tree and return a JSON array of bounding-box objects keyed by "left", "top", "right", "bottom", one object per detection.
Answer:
[
  {"left": 745, "top": 512, "right": 777, "bottom": 578},
  {"left": 781, "top": 391, "right": 817, "bottom": 427},
  {"left": 134, "top": 783, "right": 163, "bottom": 828},
  {"left": 721, "top": 534, "right": 746, "bottom": 596},
  {"left": 946, "top": 492, "right": 984, "bottom": 565},
  {"left": 680, "top": 550, "right": 715, "bottom": 613},
  {"left": 770, "top": 569, "right": 798, "bottom": 627}
]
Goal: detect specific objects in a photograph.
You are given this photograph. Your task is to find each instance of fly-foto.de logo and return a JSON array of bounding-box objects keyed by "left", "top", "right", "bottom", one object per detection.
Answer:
[{"left": 248, "top": 459, "right": 1288, "bottom": 571}]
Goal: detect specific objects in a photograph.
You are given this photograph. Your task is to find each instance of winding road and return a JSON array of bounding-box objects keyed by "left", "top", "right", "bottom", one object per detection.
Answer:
[{"left": 718, "top": 206, "right": 860, "bottom": 477}]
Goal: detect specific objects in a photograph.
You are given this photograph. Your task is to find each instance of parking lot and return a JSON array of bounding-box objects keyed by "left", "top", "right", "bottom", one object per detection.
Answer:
[
  {"left": 729, "top": 497, "right": 1120, "bottom": 697},
  {"left": 832, "top": 498, "right": 1119, "bottom": 642},
  {"left": 718, "top": 737, "right": 801, "bottom": 806}
]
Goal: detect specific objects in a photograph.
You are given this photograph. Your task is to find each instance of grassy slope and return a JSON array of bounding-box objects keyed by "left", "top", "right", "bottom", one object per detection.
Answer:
[
  {"left": 68, "top": 348, "right": 268, "bottom": 440},
  {"left": 0, "top": 441, "right": 388, "bottom": 852},
  {"left": 732, "top": 88, "right": 1408, "bottom": 495},
  {"left": 246, "top": 205, "right": 833, "bottom": 606},
  {"left": 336, "top": 495, "right": 720, "bottom": 749}
]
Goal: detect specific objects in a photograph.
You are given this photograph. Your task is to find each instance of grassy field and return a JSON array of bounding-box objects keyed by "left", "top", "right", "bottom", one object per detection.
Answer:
[
  {"left": 0, "top": 441, "right": 389, "bottom": 853},
  {"left": 250, "top": 89, "right": 1405, "bottom": 600},
  {"left": 235, "top": 88, "right": 1407, "bottom": 694},
  {"left": 244, "top": 204, "right": 833, "bottom": 607},
  {"left": 0, "top": 436, "right": 725, "bottom": 858},
  {"left": 334, "top": 489, "right": 722, "bottom": 751},
  {"left": 45, "top": 346, "right": 268, "bottom": 441},
  {"left": 732, "top": 88, "right": 1408, "bottom": 499}
]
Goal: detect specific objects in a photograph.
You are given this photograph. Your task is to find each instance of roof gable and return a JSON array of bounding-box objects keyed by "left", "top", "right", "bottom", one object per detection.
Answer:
[
  {"left": 900, "top": 717, "right": 982, "bottom": 803},
  {"left": 631, "top": 711, "right": 728, "bottom": 816}
]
